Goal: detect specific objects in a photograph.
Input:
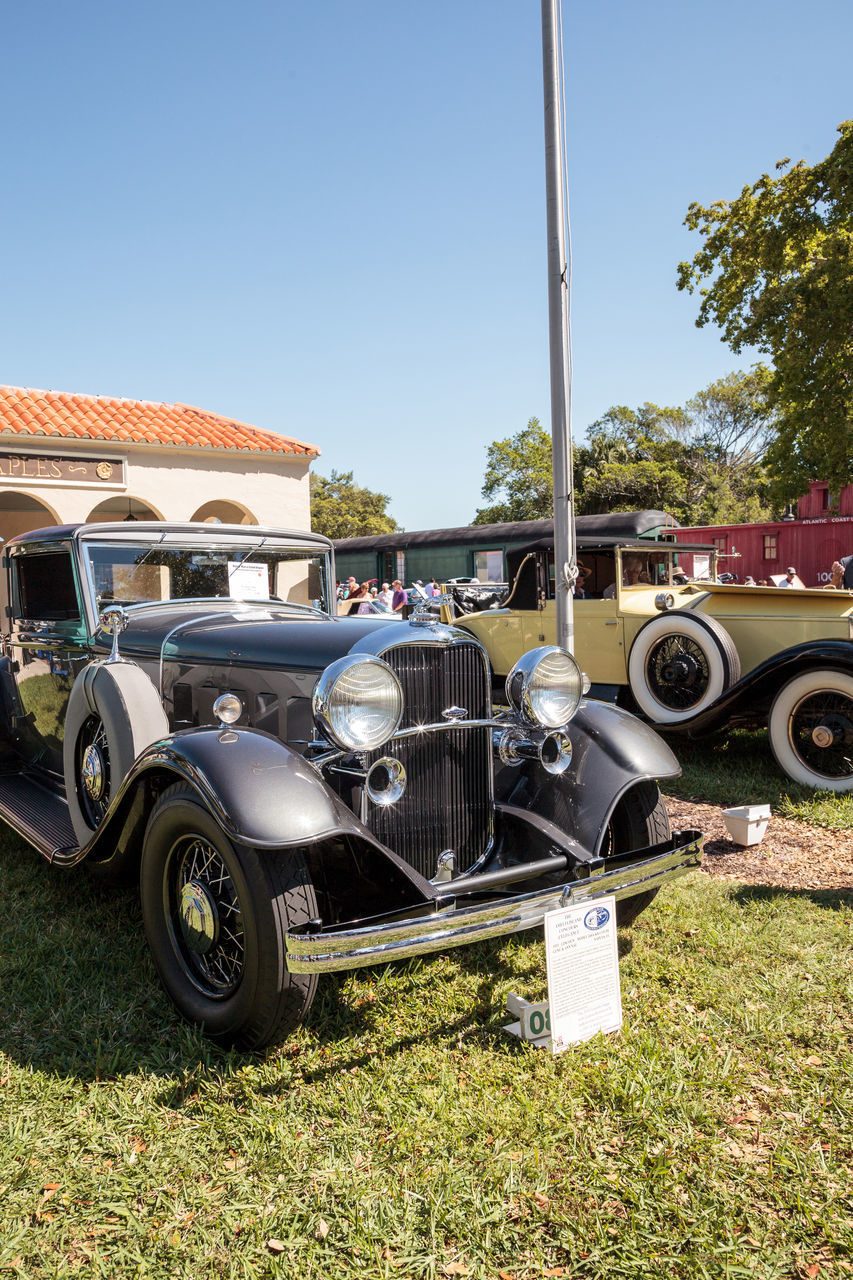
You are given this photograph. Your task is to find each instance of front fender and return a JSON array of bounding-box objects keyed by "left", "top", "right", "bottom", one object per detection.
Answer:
[
  {"left": 495, "top": 697, "right": 681, "bottom": 859},
  {"left": 85, "top": 726, "right": 372, "bottom": 865}
]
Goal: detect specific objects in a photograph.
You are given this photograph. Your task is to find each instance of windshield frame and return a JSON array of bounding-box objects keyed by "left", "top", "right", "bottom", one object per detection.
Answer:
[{"left": 74, "top": 524, "right": 333, "bottom": 633}]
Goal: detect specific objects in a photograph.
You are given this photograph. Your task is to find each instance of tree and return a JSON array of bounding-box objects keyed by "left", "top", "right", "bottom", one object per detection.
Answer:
[
  {"left": 577, "top": 403, "right": 692, "bottom": 518},
  {"left": 310, "top": 469, "right": 400, "bottom": 540},
  {"left": 678, "top": 366, "right": 775, "bottom": 523},
  {"left": 473, "top": 417, "right": 553, "bottom": 524},
  {"left": 677, "top": 120, "right": 853, "bottom": 502}
]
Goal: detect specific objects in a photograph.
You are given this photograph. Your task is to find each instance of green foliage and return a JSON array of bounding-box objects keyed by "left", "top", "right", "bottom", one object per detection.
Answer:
[
  {"left": 473, "top": 416, "right": 553, "bottom": 524},
  {"left": 480, "top": 371, "right": 774, "bottom": 527},
  {"left": 678, "top": 121, "right": 853, "bottom": 502},
  {"left": 310, "top": 469, "right": 400, "bottom": 540},
  {"left": 576, "top": 402, "right": 692, "bottom": 518}
]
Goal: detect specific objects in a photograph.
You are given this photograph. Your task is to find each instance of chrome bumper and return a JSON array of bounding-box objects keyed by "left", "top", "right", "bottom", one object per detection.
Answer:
[{"left": 285, "top": 829, "right": 702, "bottom": 974}]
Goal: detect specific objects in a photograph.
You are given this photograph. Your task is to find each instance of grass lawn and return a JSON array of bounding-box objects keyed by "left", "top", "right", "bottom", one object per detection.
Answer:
[{"left": 1, "top": 809, "right": 851, "bottom": 1280}]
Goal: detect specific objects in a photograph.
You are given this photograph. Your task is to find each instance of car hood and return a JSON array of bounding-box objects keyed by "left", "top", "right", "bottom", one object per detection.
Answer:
[{"left": 99, "top": 605, "right": 399, "bottom": 672}]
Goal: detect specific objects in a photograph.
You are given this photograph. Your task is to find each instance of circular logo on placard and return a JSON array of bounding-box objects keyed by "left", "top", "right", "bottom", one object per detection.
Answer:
[
  {"left": 96, "top": 461, "right": 113, "bottom": 480},
  {"left": 583, "top": 905, "right": 610, "bottom": 931}
]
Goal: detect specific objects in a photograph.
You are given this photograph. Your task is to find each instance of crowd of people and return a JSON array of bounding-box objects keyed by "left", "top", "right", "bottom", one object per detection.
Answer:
[{"left": 334, "top": 576, "right": 441, "bottom": 615}]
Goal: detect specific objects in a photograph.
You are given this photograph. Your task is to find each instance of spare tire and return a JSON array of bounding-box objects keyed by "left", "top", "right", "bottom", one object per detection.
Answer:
[
  {"left": 627, "top": 611, "right": 740, "bottom": 725},
  {"left": 63, "top": 662, "right": 169, "bottom": 846}
]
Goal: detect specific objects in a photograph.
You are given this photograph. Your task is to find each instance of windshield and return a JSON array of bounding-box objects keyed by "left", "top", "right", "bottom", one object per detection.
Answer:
[{"left": 83, "top": 539, "right": 331, "bottom": 612}]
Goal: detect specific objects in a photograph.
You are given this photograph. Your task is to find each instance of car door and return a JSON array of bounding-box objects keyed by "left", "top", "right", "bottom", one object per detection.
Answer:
[{"left": 5, "top": 543, "right": 92, "bottom": 777}]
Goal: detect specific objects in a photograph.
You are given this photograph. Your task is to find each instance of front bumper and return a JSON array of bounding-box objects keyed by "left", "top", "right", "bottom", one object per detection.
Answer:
[{"left": 285, "top": 828, "right": 702, "bottom": 974}]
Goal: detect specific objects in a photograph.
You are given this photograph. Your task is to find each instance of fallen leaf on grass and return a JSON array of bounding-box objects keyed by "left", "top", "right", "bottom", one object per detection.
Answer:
[
  {"left": 805, "top": 1266, "right": 821, "bottom": 1278},
  {"left": 267, "top": 1240, "right": 287, "bottom": 1255},
  {"left": 442, "top": 1264, "right": 470, "bottom": 1277},
  {"left": 316, "top": 1218, "right": 330, "bottom": 1240},
  {"left": 804, "top": 1056, "right": 823, "bottom": 1067}
]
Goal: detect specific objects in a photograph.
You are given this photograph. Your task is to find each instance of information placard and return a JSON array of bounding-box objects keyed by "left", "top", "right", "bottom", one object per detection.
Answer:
[
  {"left": 544, "top": 896, "right": 622, "bottom": 1053},
  {"left": 227, "top": 561, "right": 270, "bottom": 600}
]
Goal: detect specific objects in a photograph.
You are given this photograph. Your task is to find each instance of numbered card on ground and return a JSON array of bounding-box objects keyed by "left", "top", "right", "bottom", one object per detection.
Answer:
[{"left": 544, "top": 895, "right": 622, "bottom": 1053}]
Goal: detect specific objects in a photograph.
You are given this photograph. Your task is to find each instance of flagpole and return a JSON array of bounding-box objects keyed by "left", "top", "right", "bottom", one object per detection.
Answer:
[{"left": 541, "top": 0, "right": 575, "bottom": 653}]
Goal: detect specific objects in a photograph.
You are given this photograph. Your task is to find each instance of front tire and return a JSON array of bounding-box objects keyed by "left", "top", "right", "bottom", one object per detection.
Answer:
[
  {"left": 768, "top": 669, "right": 853, "bottom": 791},
  {"left": 627, "top": 611, "right": 740, "bottom": 724},
  {"left": 601, "top": 782, "right": 671, "bottom": 926},
  {"left": 140, "top": 783, "right": 318, "bottom": 1049}
]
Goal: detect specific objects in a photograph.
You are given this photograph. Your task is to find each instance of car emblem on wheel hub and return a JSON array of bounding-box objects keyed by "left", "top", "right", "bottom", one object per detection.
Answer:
[
  {"left": 179, "top": 881, "right": 219, "bottom": 954},
  {"left": 81, "top": 743, "right": 105, "bottom": 800}
]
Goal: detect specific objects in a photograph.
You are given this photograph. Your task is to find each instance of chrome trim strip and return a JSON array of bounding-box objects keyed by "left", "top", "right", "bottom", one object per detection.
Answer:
[{"left": 284, "top": 831, "right": 703, "bottom": 973}]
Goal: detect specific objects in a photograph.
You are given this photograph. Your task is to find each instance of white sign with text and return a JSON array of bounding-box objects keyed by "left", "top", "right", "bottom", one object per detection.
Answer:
[
  {"left": 227, "top": 561, "right": 270, "bottom": 600},
  {"left": 544, "top": 895, "right": 622, "bottom": 1053}
]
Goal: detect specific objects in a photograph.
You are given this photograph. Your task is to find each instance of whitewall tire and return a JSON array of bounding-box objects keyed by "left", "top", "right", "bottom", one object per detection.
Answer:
[
  {"left": 627, "top": 611, "right": 740, "bottom": 725},
  {"left": 768, "top": 669, "right": 853, "bottom": 791}
]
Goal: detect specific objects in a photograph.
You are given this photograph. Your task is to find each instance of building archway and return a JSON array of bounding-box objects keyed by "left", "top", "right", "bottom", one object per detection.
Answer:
[
  {"left": 189, "top": 499, "right": 258, "bottom": 525},
  {"left": 0, "top": 491, "right": 62, "bottom": 543},
  {"left": 86, "top": 495, "right": 164, "bottom": 523}
]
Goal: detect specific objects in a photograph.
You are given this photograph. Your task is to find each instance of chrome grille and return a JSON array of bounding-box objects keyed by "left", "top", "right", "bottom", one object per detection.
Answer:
[{"left": 366, "top": 640, "right": 493, "bottom": 878}]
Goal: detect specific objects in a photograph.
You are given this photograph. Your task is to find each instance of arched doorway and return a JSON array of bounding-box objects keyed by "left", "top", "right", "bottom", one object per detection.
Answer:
[
  {"left": 86, "top": 496, "right": 164, "bottom": 523},
  {"left": 189, "top": 499, "right": 258, "bottom": 525},
  {"left": 0, "top": 491, "right": 61, "bottom": 543}
]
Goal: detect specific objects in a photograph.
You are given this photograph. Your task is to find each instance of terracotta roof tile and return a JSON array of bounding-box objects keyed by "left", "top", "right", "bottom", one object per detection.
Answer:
[{"left": 0, "top": 386, "right": 319, "bottom": 458}]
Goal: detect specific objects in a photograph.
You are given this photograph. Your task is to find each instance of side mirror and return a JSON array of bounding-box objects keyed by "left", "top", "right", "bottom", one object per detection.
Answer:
[{"left": 99, "top": 605, "right": 128, "bottom": 664}]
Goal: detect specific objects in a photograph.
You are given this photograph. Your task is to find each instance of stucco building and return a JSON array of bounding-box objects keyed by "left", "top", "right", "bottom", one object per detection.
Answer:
[{"left": 0, "top": 386, "right": 319, "bottom": 542}]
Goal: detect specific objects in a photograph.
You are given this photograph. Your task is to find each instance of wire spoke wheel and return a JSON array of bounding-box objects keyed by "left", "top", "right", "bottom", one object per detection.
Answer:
[
  {"left": 165, "top": 833, "right": 245, "bottom": 998},
  {"left": 645, "top": 635, "right": 711, "bottom": 711},
  {"left": 76, "top": 714, "right": 111, "bottom": 828},
  {"left": 787, "top": 690, "right": 853, "bottom": 781},
  {"left": 627, "top": 611, "right": 739, "bottom": 725}
]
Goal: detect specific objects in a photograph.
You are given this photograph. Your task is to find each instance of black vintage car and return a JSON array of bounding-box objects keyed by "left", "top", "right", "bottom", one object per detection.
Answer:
[{"left": 0, "top": 522, "right": 701, "bottom": 1048}]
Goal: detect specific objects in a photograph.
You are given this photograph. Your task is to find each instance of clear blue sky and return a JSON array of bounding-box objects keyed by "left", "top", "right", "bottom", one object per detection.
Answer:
[{"left": 2, "top": 1, "right": 851, "bottom": 531}]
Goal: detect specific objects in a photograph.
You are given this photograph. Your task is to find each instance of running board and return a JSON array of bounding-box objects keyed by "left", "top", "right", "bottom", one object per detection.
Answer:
[{"left": 0, "top": 772, "right": 78, "bottom": 864}]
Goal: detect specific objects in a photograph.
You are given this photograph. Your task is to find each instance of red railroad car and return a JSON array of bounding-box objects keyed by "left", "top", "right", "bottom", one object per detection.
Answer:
[{"left": 671, "top": 482, "right": 853, "bottom": 587}]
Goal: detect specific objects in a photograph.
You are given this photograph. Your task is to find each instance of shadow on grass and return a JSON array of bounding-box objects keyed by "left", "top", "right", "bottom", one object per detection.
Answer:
[
  {"left": 0, "top": 838, "right": 536, "bottom": 1087},
  {"left": 729, "top": 882, "right": 853, "bottom": 911}
]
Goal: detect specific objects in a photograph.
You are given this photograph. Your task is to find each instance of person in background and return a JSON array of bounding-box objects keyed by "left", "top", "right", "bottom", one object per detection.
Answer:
[
  {"left": 342, "top": 581, "right": 369, "bottom": 614},
  {"left": 355, "top": 583, "right": 376, "bottom": 615},
  {"left": 425, "top": 576, "right": 439, "bottom": 598},
  {"left": 743, "top": 575, "right": 756, "bottom": 585},
  {"left": 391, "top": 580, "right": 408, "bottom": 612},
  {"left": 824, "top": 561, "right": 845, "bottom": 589},
  {"left": 377, "top": 581, "right": 394, "bottom": 608},
  {"left": 838, "top": 555, "right": 853, "bottom": 588},
  {"left": 778, "top": 566, "right": 798, "bottom": 587},
  {"left": 758, "top": 578, "right": 769, "bottom": 586},
  {"left": 410, "top": 580, "right": 428, "bottom": 601}
]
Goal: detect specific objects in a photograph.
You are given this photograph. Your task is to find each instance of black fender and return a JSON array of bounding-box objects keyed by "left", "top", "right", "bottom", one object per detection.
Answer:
[
  {"left": 84, "top": 725, "right": 371, "bottom": 861},
  {"left": 667, "top": 639, "right": 853, "bottom": 738},
  {"left": 495, "top": 697, "right": 681, "bottom": 860},
  {"left": 83, "top": 726, "right": 432, "bottom": 908}
]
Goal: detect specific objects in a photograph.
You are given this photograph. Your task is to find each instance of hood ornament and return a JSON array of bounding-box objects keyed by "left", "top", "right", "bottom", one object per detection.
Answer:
[
  {"left": 442, "top": 706, "right": 467, "bottom": 721},
  {"left": 410, "top": 591, "right": 454, "bottom": 628}
]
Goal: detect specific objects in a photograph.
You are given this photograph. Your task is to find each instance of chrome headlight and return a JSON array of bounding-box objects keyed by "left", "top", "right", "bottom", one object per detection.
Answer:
[
  {"left": 313, "top": 655, "right": 403, "bottom": 751},
  {"left": 505, "top": 646, "right": 584, "bottom": 728}
]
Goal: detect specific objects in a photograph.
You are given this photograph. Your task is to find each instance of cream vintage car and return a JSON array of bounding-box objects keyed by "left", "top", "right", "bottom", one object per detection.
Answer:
[{"left": 450, "top": 529, "right": 853, "bottom": 792}]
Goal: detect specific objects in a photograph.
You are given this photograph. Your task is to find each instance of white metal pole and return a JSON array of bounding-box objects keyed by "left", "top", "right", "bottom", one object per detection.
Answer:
[{"left": 541, "top": 0, "right": 575, "bottom": 653}]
